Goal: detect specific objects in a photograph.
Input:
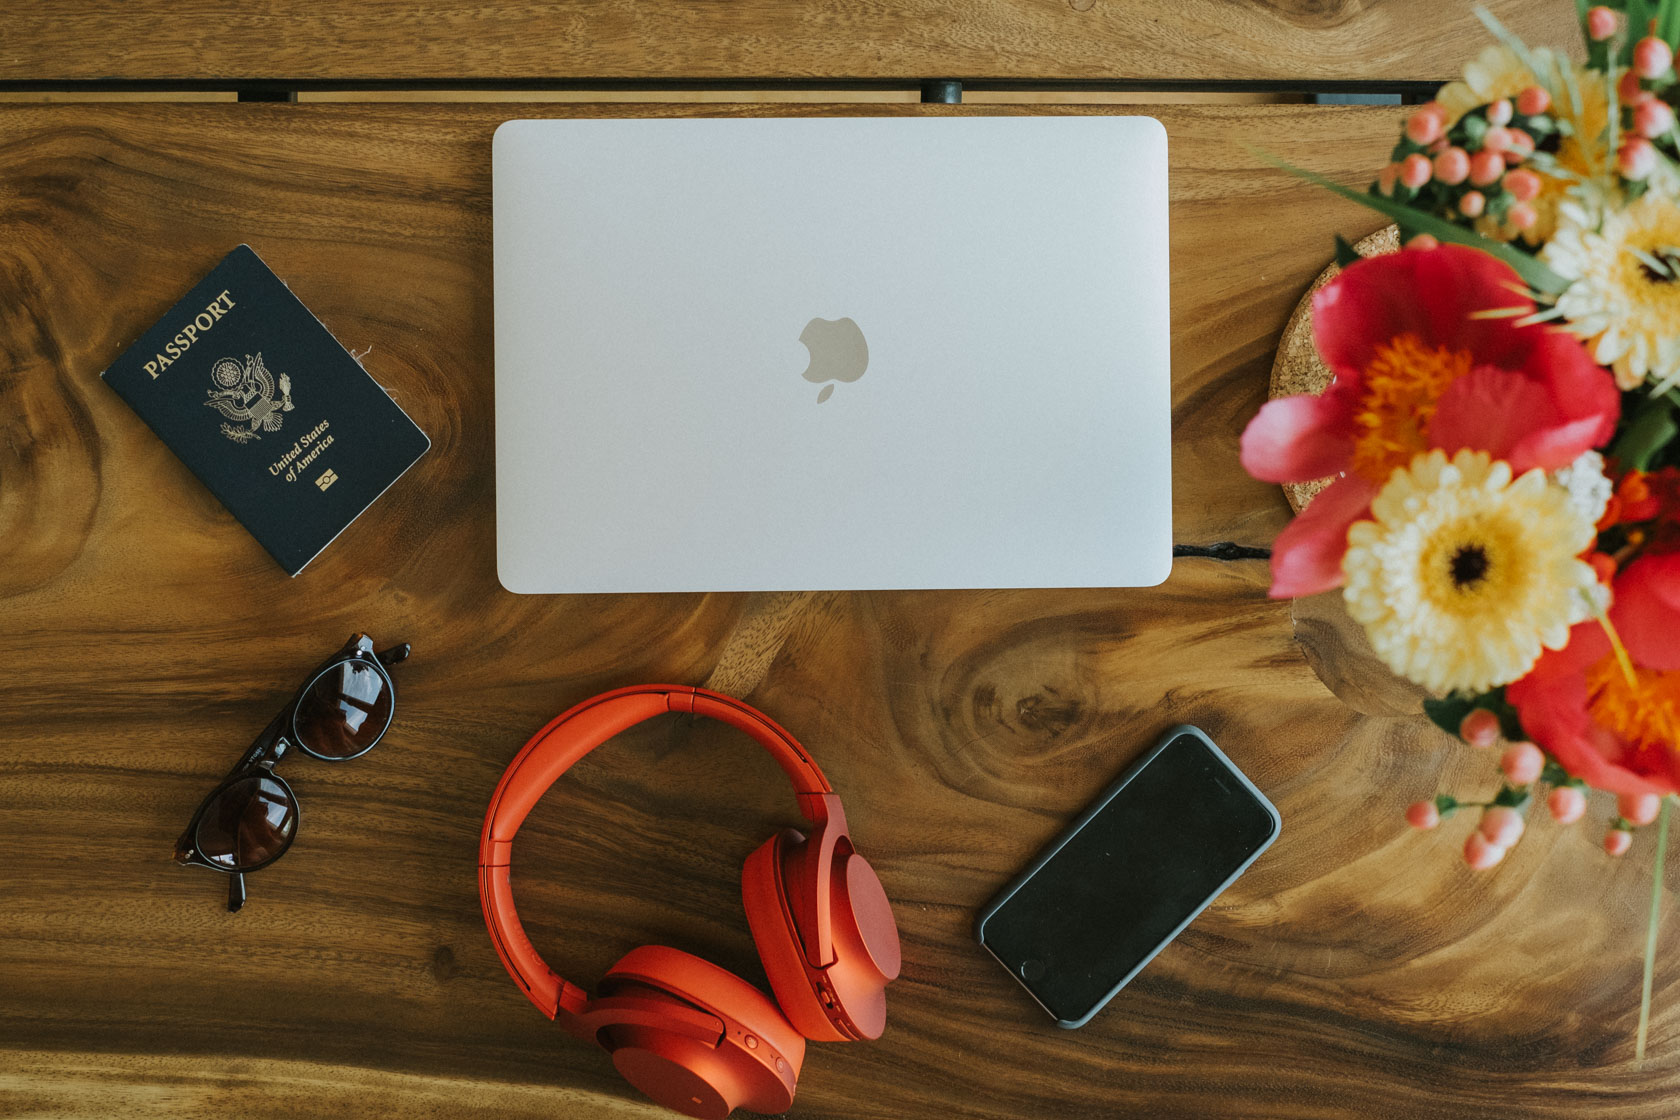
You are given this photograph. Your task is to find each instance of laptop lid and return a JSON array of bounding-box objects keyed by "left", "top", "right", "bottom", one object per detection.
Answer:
[{"left": 493, "top": 116, "right": 1170, "bottom": 593}]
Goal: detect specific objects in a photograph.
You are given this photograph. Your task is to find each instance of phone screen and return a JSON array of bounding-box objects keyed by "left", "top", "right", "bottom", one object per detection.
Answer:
[{"left": 978, "top": 730, "right": 1278, "bottom": 1025}]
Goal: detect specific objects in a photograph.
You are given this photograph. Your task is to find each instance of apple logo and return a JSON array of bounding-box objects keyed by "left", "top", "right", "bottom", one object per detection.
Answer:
[{"left": 799, "top": 317, "right": 869, "bottom": 403}]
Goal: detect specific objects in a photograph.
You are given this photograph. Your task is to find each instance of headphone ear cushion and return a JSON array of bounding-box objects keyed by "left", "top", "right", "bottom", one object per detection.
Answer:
[
  {"left": 744, "top": 828, "right": 901, "bottom": 1043},
  {"left": 597, "top": 946, "right": 804, "bottom": 1119},
  {"left": 743, "top": 829, "right": 848, "bottom": 1041}
]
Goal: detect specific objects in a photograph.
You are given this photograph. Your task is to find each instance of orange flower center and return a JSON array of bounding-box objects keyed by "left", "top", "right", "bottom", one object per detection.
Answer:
[
  {"left": 1349, "top": 333, "right": 1474, "bottom": 483},
  {"left": 1585, "top": 655, "right": 1680, "bottom": 756}
]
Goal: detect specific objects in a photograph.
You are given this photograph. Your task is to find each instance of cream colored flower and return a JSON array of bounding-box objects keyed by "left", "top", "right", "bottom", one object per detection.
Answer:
[
  {"left": 1553, "top": 449, "right": 1613, "bottom": 525},
  {"left": 1550, "top": 447, "right": 1615, "bottom": 625},
  {"left": 1437, "top": 45, "right": 1555, "bottom": 125},
  {"left": 1462, "top": 59, "right": 1618, "bottom": 245},
  {"left": 1544, "top": 195, "right": 1680, "bottom": 390},
  {"left": 1342, "top": 450, "right": 1599, "bottom": 695}
]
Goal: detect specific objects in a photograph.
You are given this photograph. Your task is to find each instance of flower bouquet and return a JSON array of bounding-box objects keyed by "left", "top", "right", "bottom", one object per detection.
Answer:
[{"left": 1245, "top": 2, "right": 1680, "bottom": 1057}]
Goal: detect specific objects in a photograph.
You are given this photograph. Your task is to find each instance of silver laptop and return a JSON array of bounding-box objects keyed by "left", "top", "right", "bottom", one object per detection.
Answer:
[{"left": 493, "top": 116, "right": 1170, "bottom": 593}]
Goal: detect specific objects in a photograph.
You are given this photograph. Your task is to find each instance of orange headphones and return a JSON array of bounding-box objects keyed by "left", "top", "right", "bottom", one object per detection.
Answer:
[{"left": 478, "top": 685, "right": 901, "bottom": 1119}]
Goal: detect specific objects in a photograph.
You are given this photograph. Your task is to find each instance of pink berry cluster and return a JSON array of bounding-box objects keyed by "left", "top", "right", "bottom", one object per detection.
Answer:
[
  {"left": 1589, "top": 8, "right": 1680, "bottom": 183},
  {"left": 1376, "top": 90, "right": 1549, "bottom": 236},
  {"left": 1404, "top": 708, "right": 1657, "bottom": 868}
]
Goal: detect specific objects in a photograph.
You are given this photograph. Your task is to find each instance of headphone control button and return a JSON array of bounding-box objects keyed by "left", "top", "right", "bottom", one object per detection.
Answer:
[{"left": 744, "top": 1035, "right": 759, "bottom": 1049}]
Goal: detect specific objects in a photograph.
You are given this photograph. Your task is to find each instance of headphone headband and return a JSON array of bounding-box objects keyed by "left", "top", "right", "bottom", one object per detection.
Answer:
[{"left": 478, "top": 685, "right": 836, "bottom": 1021}]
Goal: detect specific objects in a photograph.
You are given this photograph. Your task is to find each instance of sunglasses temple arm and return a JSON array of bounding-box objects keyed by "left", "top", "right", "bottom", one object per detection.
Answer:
[
  {"left": 376, "top": 642, "right": 411, "bottom": 668},
  {"left": 173, "top": 823, "right": 197, "bottom": 860},
  {"left": 227, "top": 872, "right": 247, "bottom": 913}
]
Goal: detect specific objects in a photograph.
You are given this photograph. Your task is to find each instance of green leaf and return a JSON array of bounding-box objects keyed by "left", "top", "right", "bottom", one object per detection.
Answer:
[
  {"left": 1611, "top": 392, "right": 1680, "bottom": 469},
  {"left": 1661, "top": 0, "right": 1680, "bottom": 46},
  {"left": 1637, "top": 800, "right": 1670, "bottom": 1066},
  {"left": 1606, "top": 56, "right": 1622, "bottom": 163},
  {"left": 1541, "top": 758, "right": 1584, "bottom": 787},
  {"left": 1253, "top": 151, "right": 1572, "bottom": 295},
  {"left": 1487, "top": 690, "right": 1527, "bottom": 741},
  {"left": 1517, "top": 302, "right": 1569, "bottom": 323},
  {"left": 1422, "top": 687, "right": 1527, "bottom": 742},
  {"left": 1560, "top": 56, "right": 1586, "bottom": 121},
  {"left": 1333, "top": 234, "right": 1361, "bottom": 268},
  {"left": 1630, "top": 245, "right": 1676, "bottom": 276},
  {"left": 1434, "top": 793, "right": 1461, "bottom": 817},
  {"left": 1627, "top": 0, "right": 1658, "bottom": 65},
  {"left": 1588, "top": 37, "right": 1613, "bottom": 73},
  {"left": 1493, "top": 785, "right": 1533, "bottom": 810},
  {"left": 1423, "top": 694, "right": 1477, "bottom": 739}
]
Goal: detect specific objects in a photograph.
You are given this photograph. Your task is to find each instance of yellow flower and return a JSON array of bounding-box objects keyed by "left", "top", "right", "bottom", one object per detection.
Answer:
[
  {"left": 1342, "top": 450, "right": 1598, "bottom": 695},
  {"left": 1544, "top": 195, "right": 1680, "bottom": 390},
  {"left": 1437, "top": 45, "right": 1551, "bottom": 125},
  {"left": 1439, "top": 47, "right": 1615, "bottom": 244},
  {"left": 1522, "top": 67, "right": 1615, "bottom": 244}
]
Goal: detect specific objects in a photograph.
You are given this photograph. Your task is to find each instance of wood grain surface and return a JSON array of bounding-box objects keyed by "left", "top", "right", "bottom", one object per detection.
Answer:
[
  {"left": 2, "top": 0, "right": 1576, "bottom": 84},
  {"left": 5, "top": 101, "right": 1680, "bottom": 1120}
]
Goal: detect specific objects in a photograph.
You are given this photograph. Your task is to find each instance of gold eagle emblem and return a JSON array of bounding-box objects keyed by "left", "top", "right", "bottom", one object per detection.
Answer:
[{"left": 205, "top": 353, "right": 294, "bottom": 443}]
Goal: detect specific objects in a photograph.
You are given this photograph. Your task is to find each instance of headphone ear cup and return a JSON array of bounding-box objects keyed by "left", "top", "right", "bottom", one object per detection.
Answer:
[
  {"left": 595, "top": 946, "right": 804, "bottom": 1119},
  {"left": 744, "top": 828, "right": 902, "bottom": 1042},
  {"left": 743, "top": 829, "right": 846, "bottom": 1041}
]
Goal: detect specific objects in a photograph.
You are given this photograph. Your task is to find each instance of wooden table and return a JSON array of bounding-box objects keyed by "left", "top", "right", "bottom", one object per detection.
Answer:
[{"left": 7, "top": 5, "right": 1674, "bottom": 1118}]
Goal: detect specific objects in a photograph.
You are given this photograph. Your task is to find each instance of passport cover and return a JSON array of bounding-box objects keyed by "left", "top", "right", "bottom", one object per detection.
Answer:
[{"left": 100, "top": 245, "right": 430, "bottom": 575}]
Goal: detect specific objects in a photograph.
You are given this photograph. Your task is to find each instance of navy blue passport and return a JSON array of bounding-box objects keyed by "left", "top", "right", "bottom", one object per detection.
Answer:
[{"left": 100, "top": 246, "right": 430, "bottom": 575}]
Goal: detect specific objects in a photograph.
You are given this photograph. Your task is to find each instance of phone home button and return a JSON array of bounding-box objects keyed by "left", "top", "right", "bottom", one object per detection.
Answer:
[{"left": 1019, "top": 959, "right": 1045, "bottom": 982}]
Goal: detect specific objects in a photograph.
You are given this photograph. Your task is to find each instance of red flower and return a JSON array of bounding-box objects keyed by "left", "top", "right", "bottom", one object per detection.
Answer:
[
  {"left": 1241, "top": 244, "right": 1620, "bottom": 597},
  {"left": 1600, "top": 467, "right": 1680, "bottom": 542},
  {"left": 1508, "top": 551, "right": 1680, "bottom": 795}
]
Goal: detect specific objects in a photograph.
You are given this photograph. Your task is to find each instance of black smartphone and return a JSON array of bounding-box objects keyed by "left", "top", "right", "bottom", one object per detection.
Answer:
[{"left": 975, "top": 725, "right": 1280, "bottom": 1028}]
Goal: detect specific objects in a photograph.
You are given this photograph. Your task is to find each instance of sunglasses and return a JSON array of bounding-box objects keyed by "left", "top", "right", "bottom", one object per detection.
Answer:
[{"left": 173, "top": 633, "right": 410, "bottom": 911}]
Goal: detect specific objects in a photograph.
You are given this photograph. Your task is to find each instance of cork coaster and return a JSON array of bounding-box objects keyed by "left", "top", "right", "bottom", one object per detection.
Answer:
[{"left": 1268, "top": 225, "right": 1399, "bottom": 512}]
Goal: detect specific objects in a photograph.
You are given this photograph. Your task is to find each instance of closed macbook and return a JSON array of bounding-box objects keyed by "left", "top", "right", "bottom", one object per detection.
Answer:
[{"left": 493, "top": 115, "right": 1171, "bottom": 593}]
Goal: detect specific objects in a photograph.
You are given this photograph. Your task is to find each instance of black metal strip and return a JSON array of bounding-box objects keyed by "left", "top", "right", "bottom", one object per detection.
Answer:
[
  {"left": 0, "top": 76, "right": 1440, "bottom": 100},
  {"left": 1172, "top": 543, "right": 1273, "bottom": 561},
  {"left": 921, "top": 79, "right": 962, "bottom": 104}
]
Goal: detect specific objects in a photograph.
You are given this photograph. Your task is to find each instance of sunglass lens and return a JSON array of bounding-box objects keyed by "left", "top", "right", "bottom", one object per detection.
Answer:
[
  {"left": 195, "top": 775, "right": 297, "bottom": 870},
  {"left": 296, "top": 659, "right": 392, "bottom": 759}
]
